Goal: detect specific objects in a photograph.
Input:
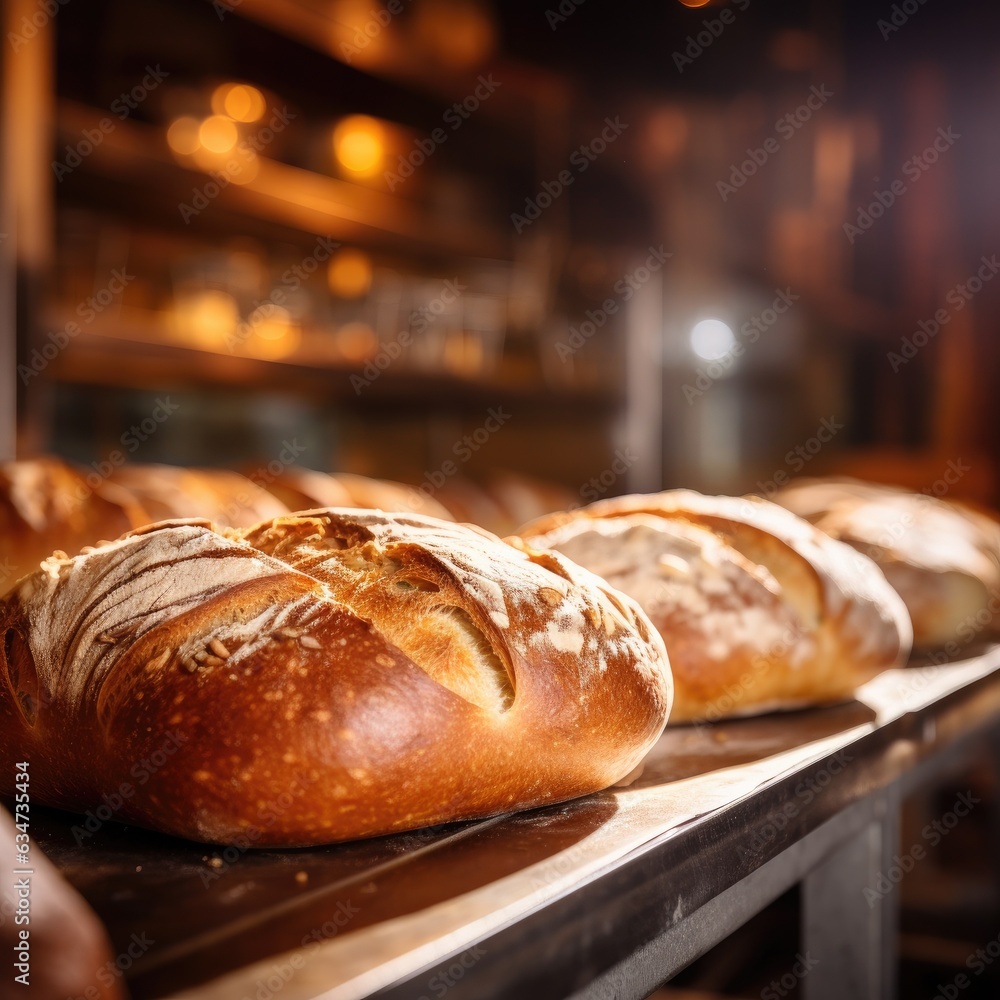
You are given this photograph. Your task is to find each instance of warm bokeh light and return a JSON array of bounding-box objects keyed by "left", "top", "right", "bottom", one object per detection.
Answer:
[
  {"left": 330, "top": 0, "right": 389, "bottom": 66},
  {"left": 246, "top": 304, "right": 300, "bottom": 359},
  {"left": 689, "top": 319, "right": 736, "bottom": 361},
  {"left": 189, "top": 145, "right": 259, "bottom": 186},
  {"left": 411, "top": 0, "right": 496, "bottom": 69},
  {"left": 199, "top": 115, "right": 239, "bottom": 154},
  {"left": 677, "top": 0, "right": 712, "bottom": 7},
  {"left": 166, "top": 116, "right": 201, "bottom": 156},
  {"left": 335, "top": 321, "right": 378, "bottom": 362},
  {"left": 333, "top": 116, "right": 384, "bottom": 176},
  {"left": 212, "top": 82, "right": 267, "bottom": 123},
  {"left": 174, "top": 290, "right": 239, "bottom": 349},
  {"left": 228, "top": 151, "right": 260, "bottom": 185},
  {"left": 328, "top": 248, "right": 373, "bottom": 298}
]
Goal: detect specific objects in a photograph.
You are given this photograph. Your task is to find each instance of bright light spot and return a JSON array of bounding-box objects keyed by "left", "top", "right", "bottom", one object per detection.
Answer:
[
  {"left": 199, "top": 115, "right": 238, "bottom": 153},
  {"left": 333, "top": 116, "right": 384, "bottom": 176},
  {"left": 213, "top": 83, "right": 267, "bottom": 123},
  {"left": 166, "top": 117, "right": 201, "bottom": 155},
  {"left": 328, "top": 248, "right": 373, "bottom": 298},
  {"left": 677, "top": 0, "right": 711, "bottom": 7},
  {"left": 174, "top": 290, "right": 238, "bottom": 349},
  {"left": 247, "top": 304, "right": 300, "bottom": 358},
  {"left": 689, "top": 319, "right": 736, "bottom": 361}
]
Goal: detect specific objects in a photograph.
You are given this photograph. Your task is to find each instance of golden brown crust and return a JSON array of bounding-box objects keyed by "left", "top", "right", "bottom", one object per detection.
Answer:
[
  {"left": 108, "top": 464, "right": 290, "bottom": 528},
  {"left": 253, "top": 466, "right": 354, "bottom": 513},
  {"left": 330, "top": 473, "right": 454, "bottom": 521},
  {"left": 518, "top": 491, "right": 912, "bottom": 723},
  {"left": 774, "top": 478, "right": 1000, "bottom": 648},
  {"left": 0, "top": 457, "right": 150, "bottom": 593},
  {"left": 0, "top": 510, "right": 670, "bottom": 846}
]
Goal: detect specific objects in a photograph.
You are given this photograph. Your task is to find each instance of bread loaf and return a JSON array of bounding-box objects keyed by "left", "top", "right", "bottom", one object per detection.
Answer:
[
  {"left": 773, "top": 477, "right": 1000, "bottom": 648},
  {"left": 108, "top": 464, "right": 290, "bottom": 528},
  {"left": 0, "top": 510, "right": 671, "bottom": 846},
  {"left": 0, "top": 457, "right": 149, "bottom": 594},
  {"left": 253, "top": 466, "right": 355, "bottom": 512},
  {"left": 330, "top": 472, "right": 454, "bottom": 520},
  {"left": 518, "top": 491, "right": 911, "bottom": 723}
]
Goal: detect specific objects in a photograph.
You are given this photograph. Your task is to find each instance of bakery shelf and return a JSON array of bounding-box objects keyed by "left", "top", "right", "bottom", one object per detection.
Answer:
[
  {"left": 27, "top": 646, "right": 1000, "bottom": 1000},
  {"left": 41, "top": 312, "right": 623, "bottom": 414},
  {"left": 55, "top": 101, "right": 510, "bottom": 262}
]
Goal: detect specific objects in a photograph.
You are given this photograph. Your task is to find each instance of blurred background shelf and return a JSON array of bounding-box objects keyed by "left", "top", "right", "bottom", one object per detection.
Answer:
[
  {"left": 5, "top": 0, "right": 1000, "bottom": 499},
  {"left": 56, "top": 100, "right": 512, "bottom": 260}
]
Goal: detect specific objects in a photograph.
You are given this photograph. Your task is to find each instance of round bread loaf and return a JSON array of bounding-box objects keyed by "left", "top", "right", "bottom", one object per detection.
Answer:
[
  {"left": 0, "top": 510, "right": 671, "bottom": 846},
  {"left": 108, "top": 464, "right": 290, "bottom": 529},
  {"left": 331, "top": 472, "right": 454, "bottom": 521},
  {"left": 774, "top": 478, "right": 1000, "bottom": 648},
  {"left": 253, "top": 466, "right": 355, "bottom": 512},
  {"left": 0, "top": 457, "right": 149, "bottom": 594},
  {"left": 518, "top": 491, "right": 912, "bottom": 723}
]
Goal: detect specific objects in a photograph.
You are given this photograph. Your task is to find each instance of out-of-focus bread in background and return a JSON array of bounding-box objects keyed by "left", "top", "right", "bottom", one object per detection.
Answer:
[
  {"left": 773, "top": 477, "right": 1000, "bottom": 649},
  {"left": 435, "top": 472, "right": 577, "bottom": 536},
  {"left": 252, "top": 466, "right": 355, "bottom": 512},
  {"left": 330, "top": 472, "right": 454, "bottom": 520},
  {"left": 519, "top": 490, "right": 912, "bottom": 723},
  {"left": 108, "top": 464, "right": 291, "bottom": 528},
  {"left": 0, "top": 457, "right": 148, "bottom": 590}
]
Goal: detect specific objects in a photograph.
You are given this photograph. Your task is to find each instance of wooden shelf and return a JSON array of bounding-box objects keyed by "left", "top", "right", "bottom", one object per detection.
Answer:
[
  {"left": 42, "top": 310, "right": 621, "bottom": 414},
  {"left": 56, "top": 101, "right": 510, "bottom": 262}
]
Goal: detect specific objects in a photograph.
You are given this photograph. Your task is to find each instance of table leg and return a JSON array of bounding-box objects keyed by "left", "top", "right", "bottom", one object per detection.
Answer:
[{"left": 802, "top": 783, "right": 901, "bottom": 1000}]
